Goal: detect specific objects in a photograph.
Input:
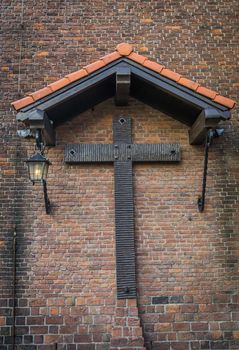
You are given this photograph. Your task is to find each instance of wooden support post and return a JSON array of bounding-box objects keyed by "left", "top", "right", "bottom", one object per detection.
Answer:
[
  {"left": 26, "top": 109, "right": 56, "bottom": 146},
  {"left": 189, "top": 108, "right": 223, "bottom": 145},
  {"left": 115, "top": 67, "right": 131, "bottom": 106}
]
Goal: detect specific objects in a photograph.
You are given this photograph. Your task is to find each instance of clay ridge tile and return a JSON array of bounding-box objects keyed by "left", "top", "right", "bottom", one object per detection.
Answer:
[
  {"left": 65, "top": 69, "right": 88, "bottom": 83},
  {"left": 196, "top": 86, "right": 217, "bottom": 100},
  {"left": 178, "top": 77, "right": 199, "bottom": 91},
  {"left": 11, "top": 96, "right": 34, "bottom": 111},
  {"left": 48, "top": 78, "right": 71, "bottom": 92},
  {"left": 116, "top": 43, "right": 133, "bottom": 56},
  {"left": 128, "top": 52, "right": 147, "bottom": 65},
  {"left": 213, "top": 95, "right": 236, "bottom": 109},
  {"left": 143, "top": 59, "right": 164, "bottom": 74},
  {"left": 84, "top": 60, "right": 106, "bottom": 74},
  {"left": 28, "top": 87, "right": 52, "bottom": 101},
  {"left": 101, "top": 51, "right": 121, "bottom": 64},
  {"left": 160, "top": 68, "right": 181, "bottom": 82}
]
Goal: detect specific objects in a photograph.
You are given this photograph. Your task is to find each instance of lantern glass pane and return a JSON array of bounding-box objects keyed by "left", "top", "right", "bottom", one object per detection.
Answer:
[
  {"left": 42, "top": 162, "right": 49, "bottom": 180},
  {"left": 26, "top": 152, "right": 50, "bottom": 182},
  {"left": 28, "top": 161, "right": 44, "bottom": 181}
]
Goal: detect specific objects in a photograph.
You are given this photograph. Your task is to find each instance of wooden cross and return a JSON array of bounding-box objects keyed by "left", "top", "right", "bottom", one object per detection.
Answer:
[{"left": 65, "top": 116, "right": 180, "bottom": 299}]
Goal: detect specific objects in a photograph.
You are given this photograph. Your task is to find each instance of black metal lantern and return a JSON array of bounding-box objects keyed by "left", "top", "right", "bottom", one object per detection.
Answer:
[
  {"left": 26, "top": 152, "right": 51, "bottom": 214},
  {"left": 26, "top": 152, "right": 50, "bottom": 183}
]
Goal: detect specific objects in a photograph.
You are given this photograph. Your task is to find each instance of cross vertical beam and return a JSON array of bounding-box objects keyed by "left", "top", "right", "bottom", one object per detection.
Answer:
[{"left": 113, "top": 117, "right": 136, "bottom": 298}]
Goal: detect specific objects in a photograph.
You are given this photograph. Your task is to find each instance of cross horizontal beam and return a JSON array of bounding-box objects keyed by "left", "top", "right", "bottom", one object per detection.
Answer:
[{"left": 65, "top": 143, "right": 180, "bottom": 163}]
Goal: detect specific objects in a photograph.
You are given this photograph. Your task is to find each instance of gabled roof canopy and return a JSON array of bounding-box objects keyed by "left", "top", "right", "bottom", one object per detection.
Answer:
[{"left": 12, "top": 43, "right": 236, "bottom": 145}]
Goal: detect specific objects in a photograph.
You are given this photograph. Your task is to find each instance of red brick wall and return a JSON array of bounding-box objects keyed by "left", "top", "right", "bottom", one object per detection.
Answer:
[{"left": 1, "top": 1, "right": 238, "bottom": 349}]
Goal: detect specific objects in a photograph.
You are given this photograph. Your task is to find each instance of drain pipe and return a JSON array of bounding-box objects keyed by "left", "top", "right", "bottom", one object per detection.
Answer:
[{"left": 12, "top": 229, "right": 17, "bottom": 349}]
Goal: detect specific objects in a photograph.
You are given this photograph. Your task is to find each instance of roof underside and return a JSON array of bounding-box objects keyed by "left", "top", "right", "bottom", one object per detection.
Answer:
[{"left": 17, "top": 58, "right": 231, "bottom": 128}]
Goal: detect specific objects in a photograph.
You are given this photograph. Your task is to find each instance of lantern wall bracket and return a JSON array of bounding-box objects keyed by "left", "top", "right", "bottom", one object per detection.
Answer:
[
  {"left": 198, "top": 128, "right": 224, "bottom": 212},
  {"left": 42, "top": 180, "right": 51, "bottom": 215}
]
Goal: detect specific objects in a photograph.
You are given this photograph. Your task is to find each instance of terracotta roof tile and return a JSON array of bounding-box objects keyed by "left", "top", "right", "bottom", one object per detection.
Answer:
[
  {"left": 128, "top": 52, "right": 147, "bottom": 65},
  {"left": 11, "top": 42, "right": 236, "bottom": 111},
  {"left": 116, "top": 43, "right": 133, "bottom": 56},
  {"left": 143, "top": 59, "right": 164, "bottom": 74},
  {"left": 160, "top": 68, "right": 181, "bottom": 82},
  {"left": 196, "top": 86, "right": 217, "bottom": 100},
  {"left": 65, "top": 69, "right": 88, "bottom": 83},
  {"left": 101, "top": 51, "right": 121, "bottom": 64},
  {"left": 11, "top": 96, "right": 34, "bottom": 111},
  {"left": 213, "top": 95, "right": 236, "bottom": 109},
  {"left": 178, "top": 77, "right": 199, "bottom": 91},
  {"left": 84, "top": 59, "right": 106, "bottom": 74},
  {"left": 48, "top": 77, "right": 71, "bottom": 92},
  {"left": 29, "top": 87, "right": 52, "bottom": 101}
]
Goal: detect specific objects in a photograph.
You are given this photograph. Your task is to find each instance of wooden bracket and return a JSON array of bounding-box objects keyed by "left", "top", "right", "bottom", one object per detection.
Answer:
[
  {"left": 189, "top": 108, "right": 224, "bottom": 145},
  {"left": 18, "top": 109, "right": 56, "bottom": 146},
  {"left": 115, "top": 67, "right": 131, "bottom": 106}
]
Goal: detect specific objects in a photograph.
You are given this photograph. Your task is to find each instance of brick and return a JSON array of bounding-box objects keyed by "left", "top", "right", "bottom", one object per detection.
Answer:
[
  {"left": 111, "top": 327, "right": 122, "bottom": 337},
  {"left": 166, "top": 304, "right": 180, "bottom": 313},
  {"left": 170, "top": 296, "right": 184, "bottom": 304},
  {"left": 27, "top": 317, "right": 44, "bottom": 325},
  {"left": 46, "top": 316, "right": 63, "bottom": 324},
  {"left": 44, "top": 335, "right": 62, "bottom": 344},
  {"left": 110, "top": 337, "right": 128, "bottom": 346},
  {"left": 210, "top": 341, "right": 230, "bottom": 349},
  {"left": 128, "top": 299, "right": 137, "bottom": 307},
  {"left": 128, "top": 317, "right": 140, "bottom": 326},
  {"left": 0, "top": 317, "right": 5, "bottom": 326},
  {"left": 152, "top": 296, "right": 169, "bottom": 304},
  {"left": 220, "top": 322, "right": 238, "bottom": 330},
  {"left": 35, "top": 51, "right": 49, "bottom": 57},
  {"left": 158, "top": 314, "right": 174, "bottom": 322},
  {"left": 76, "top": 297, "right": 86, "bottom": 305},
  {"left": 74, "top": 334, "right": 92, "bottom": 342},
  {"left": 30, "top": 326, "right": 48, "bottom": 334},
  {"left": 171, "top": 342, "right": 189, "bottom": 350},
  {"left": 94, "top": 315, "right": 112, "bottom": 324},
  {"left": 210, "top": 331, "right": 223, "bottom": 339},
  {"left": 191, "top": 323, "right": 208, "bottom": 331},
  {"left": 48, "top": 298, "right": 65, "bottom": 307},
  {"left": 155, "top": 323, "right": 172, "bottom": 332},
  {"left": 49, "top": 307, "right": 59, "bottom": 315},
  {"left": 15, "top": 327, "right": 29, "bottom": 336},
  {"left": 173, "top": 323, "right": 190, "bottom": 331},
  {"left": 77, "top": 345, "right": 95, "bottom": 350}
]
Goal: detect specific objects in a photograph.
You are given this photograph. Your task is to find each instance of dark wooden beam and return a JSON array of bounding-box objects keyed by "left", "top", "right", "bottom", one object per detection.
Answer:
[
  {"left": 27, "top": 109, "right": 56, "bottom": 146},
  {"left": 189, "top": 108, "right": 224, "bottom": 145},
  {"left": 115, "top": 67, "right": 131, "bottom": 106}
]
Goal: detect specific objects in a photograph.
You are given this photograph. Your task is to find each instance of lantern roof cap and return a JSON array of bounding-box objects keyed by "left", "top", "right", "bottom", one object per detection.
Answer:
[{"left": 26, "top": 152, "right": 51, "bottom": 164}]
